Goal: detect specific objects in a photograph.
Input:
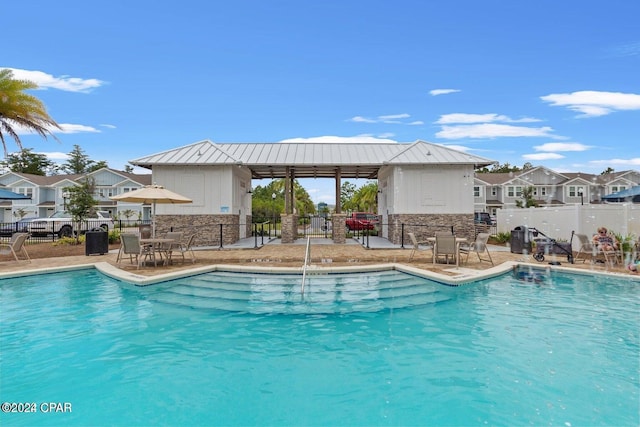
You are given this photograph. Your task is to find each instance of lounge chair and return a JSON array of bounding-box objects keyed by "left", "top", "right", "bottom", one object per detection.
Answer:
[
  {"left": 459, "top": 232, "right": 493, "bottom": 266},
  {"left": 573, "top": 233, "right": 618, "bottom": 266},
  {"left": 0, "top": 233, "right": 31, "bottom": 262},
  {"left": 433, "top": 233, "right": 459, "bottom": 266},
  {"left": 118, "top": 233, "right": 156, "bottom": 269},
  {"left": 408, "top": 232, "right": 432, "bottom": 261}
]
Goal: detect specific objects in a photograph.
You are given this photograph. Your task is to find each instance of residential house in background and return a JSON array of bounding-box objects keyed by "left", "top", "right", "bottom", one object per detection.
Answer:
[
  {"left": 0, "top": 168, "right": 151, "bottom": 223},
  {"left": 473, "top": 166, "right": 640, "bottom": 216}
]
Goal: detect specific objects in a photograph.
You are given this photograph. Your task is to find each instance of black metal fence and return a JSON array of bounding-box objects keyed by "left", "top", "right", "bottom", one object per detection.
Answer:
[{"left": 1, "top": 217, "right": 497, "bottom": 248}]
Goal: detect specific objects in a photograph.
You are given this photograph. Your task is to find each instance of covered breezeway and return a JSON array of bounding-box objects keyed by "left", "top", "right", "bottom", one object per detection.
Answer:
[{"left": 131, "top": 139, "right": 495, "bottom": 245}]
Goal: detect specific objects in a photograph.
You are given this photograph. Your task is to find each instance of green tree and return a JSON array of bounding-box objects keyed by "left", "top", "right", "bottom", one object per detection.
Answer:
[
  {"left": 87, "top": 160, "right": 108, "bottom": 173},
  {"left": 352, "top": 181, "right": 378, "bottom": 212},
  {"left": 250, "top": 179, "right": 315, "bottom": 221},
  {"left": 600, "top": 167, "right": 614, "bottom": 175},
  {"left": 64, "top": 178, "right": 98, "bottom": 243},
  {"left": 1, "top": 148, "right": 55, "bottom": 175},
  {"left": 251, "top": 181, "right": 283, "bottom": 223},
  {"left": 12, "top": 207, "right": 32, "bottom": 220},
  {"left": 515, "top": 186, "right": 537, "bottom": 208},
  {"left": 62, "top": 145, "right": 108, "bottom": 174},
  {"left": 0, "top": 69, "right": 61, "bottom": 158},
  {"left": 477, "top": 162, "right": 523, "bottom": 173},
  {"left": 340, "top": 181, "right": 357, "bottom": 212},
  {"left": 124, "top": 164, "right": 134, "bottom": 173}
]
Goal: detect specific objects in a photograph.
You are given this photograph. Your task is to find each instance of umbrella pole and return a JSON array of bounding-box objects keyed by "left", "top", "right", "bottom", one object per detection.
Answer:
[{"left": 152, "top": 202, "right": 156, "bottom": 238}]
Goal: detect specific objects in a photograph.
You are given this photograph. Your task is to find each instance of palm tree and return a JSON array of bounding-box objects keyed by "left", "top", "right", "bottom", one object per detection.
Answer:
[{"left": 0, "top": 68, "right": 60, "bottom": 157}]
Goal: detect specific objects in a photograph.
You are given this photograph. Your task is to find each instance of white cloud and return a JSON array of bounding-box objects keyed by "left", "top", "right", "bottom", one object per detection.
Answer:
[
  {"left": 349, "top": 116, "right": 377, "bottom": 123},
  {"left": 522, "top": 153, "right": 565, "bottom": 160},
  {"left": 348, "top": 113, "right": 419, "bottom": 125},
  {"left": 56, "top": 124, "right": 101, "bottom": 134},
  {"left": 378, "top": 114, "right": 410, "bottom": 120},
  {"left": 436, "top": 123, "right": 557, "bottom": 139},
  {"left": 435, "top": 113, "right": 541, "bottom": 124},
  {"left": 540, "top": 90, "right": 640, "bottom": 117},
  {"left": 4, "top": 68, "right": 105, "bottom": 93},
  {"left": 533, "top": 142, "right": 591, "bottom": 152},
  {"left": 100, "top": 124, "right": 117, "bottom": 129},
  {"left": 279, "top": 135, "right": 398, "bottom": 144},
  {"left": 429, "top": 89, "right": 460, "bottom": 96},
  {"left": 39, "top": 151, "right": 70, "bottom": 160},
  {"left": 14, "top": 123, "right": 100, "bottom": 135},
  {"left": 589, "top": 158, "right": 640, "bottom": 166}
]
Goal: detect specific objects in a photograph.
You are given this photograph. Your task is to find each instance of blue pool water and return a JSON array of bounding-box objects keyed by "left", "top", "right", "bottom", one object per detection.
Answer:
[{"left": 1, "top": 269, "right": 638, "bottom": 426}]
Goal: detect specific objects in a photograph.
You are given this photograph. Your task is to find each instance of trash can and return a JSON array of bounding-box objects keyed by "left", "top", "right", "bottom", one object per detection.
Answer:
[
  {"left": 86, "top": 228, "right": 108, "bottom": 256},
  {"left": 510, "top": 226, "right": 532, "bottom": 254}
]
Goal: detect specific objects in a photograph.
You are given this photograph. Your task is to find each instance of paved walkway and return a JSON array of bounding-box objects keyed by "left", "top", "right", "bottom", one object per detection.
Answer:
[{"left": 1, "top": 234, "right": 635, "bottom": 282}]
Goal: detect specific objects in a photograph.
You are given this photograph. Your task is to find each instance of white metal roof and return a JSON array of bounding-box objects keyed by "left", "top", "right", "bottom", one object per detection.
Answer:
[{"left": 131, "top": 139, "right": 495, "bottom": 179}]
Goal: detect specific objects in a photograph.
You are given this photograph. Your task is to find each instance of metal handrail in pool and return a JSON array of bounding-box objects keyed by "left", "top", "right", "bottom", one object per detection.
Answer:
[{"left": 301, "top": 237, "right": 311, "bottom": 295}]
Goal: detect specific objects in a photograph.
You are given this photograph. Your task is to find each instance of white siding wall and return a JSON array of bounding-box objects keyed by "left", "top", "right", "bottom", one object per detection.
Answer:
[
  {"left": 152, "top": 165, "right": 252, "bottom": 215},
  {"left": 382, "top": 165, "right": 474, "bottom": 214},
  {"left": 496, "top": 204, "right": 639, "bottom": 247}
]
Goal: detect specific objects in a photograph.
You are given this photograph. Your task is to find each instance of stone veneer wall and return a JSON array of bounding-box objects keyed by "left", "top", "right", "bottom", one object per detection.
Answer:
[
  {"left": 387, "top": 214, "right": 475, "bottom": 245},
  {"left": 155, "top": 214, "right": 240, "bottom": 247},
  {"left": 280, "top": 214, "right": 298, "bottom": 244},
  {"left": 331, "top": 214, "right": 347, "bottom": 244}
]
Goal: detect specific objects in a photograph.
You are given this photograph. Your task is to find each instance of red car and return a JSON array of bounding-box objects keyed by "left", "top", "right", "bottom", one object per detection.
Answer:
[{"left": 345, "top": 212, "right": 379, "bottom": 231}]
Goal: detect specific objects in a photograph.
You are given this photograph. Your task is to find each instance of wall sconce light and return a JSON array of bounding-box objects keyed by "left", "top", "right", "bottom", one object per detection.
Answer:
[{"left": 246, "top": 188, "right": 253, "bottom": 194}]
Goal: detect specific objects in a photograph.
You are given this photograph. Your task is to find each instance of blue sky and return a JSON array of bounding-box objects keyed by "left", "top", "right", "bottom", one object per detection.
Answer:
[{"left": 3, "top": 0, "right": 639, "bottom": 204}]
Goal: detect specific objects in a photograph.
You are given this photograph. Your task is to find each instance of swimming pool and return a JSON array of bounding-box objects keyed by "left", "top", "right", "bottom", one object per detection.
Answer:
[{"left": 1, "top": 268, "right": 638, "bottom": 426}]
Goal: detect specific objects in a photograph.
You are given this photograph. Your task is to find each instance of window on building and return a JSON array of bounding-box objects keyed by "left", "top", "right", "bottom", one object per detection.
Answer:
[
  {"left": 491, "top": 187, "right": 497, "bottom": 196},
  {"left": 473, "top": 186, "right": 481, "bottom": 197},
  {"left": 97, "top": 188, "right": 114, "bottom": 198},
  {"left": 17, "top": 187, "right": 34, "bottom": 198},
  {"left": 507, "top": 186, "right": 523, "bottom": 197},
  {"left": 568, "top": 186, "right": 585, "bottom": 197}
]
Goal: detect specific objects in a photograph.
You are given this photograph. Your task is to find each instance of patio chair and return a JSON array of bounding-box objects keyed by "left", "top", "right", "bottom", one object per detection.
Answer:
[
  {"left": 157, "top": 231, "right": 183, "bottom": 264},
  {"left": 119, "top": 233, "right": 156, "bottom": 269},
  {"left": 408, "top": 232, "right": 432, "bottom": 261},
  {"left": 433, "top": 233, "right": 459, "bottom": 266},
  {"left": 139, "top": 224, "right": 152, "bottom": 239},
  {"left": 172, "top": 233, "right": 197, "bottom": 264},
  {"left": 459, "top": 232, "right": 494, "bottom": 266},
  {"left": 0, "top": 232, "right": 31, "bottom": 262}
]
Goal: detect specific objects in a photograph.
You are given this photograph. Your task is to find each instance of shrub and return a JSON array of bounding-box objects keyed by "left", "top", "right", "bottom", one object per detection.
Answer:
[
  {"left": 54, "top": 235, "right": 85, "bottom": 246},
  {"left": 108, "top": 229, "right": 121, "bottom": 244},
  {"left": 491, "top": 232, "right": 511, "bottom": 244}
]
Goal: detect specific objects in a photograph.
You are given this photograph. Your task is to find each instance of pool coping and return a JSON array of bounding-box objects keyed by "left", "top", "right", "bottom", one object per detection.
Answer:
[{"left": 1, "top": 260, "right": 638, "bottom": 285}]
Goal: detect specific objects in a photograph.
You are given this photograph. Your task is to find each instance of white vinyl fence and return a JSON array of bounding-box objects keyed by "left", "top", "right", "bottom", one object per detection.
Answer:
[{"left": 496, "top": 203, "right": 639, "bottom": 248}]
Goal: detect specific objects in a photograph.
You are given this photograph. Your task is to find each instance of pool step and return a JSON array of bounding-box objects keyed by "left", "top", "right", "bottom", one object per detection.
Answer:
[{"left": 146, "top": 271, "right": 452, "bottom": 314}]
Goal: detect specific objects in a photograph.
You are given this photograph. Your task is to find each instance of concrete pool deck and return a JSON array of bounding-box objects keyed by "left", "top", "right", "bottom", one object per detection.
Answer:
[{"left": 0, "top": 236, "right": 637, "bottom": 284}]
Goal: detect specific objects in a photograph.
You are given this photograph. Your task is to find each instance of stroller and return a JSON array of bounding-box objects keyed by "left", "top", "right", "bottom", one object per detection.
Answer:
[{"left": 529, "top": 228, "right": 575, "bottom": 264}]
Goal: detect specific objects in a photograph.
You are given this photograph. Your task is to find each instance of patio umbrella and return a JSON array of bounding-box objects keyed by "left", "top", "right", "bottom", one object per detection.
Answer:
[
  {"left": 110, "top": 184, "right": 192, "bottom": 237},
  {"left": 601, "top": 186, "right": 640, "bottom": 203},
  {"left": 0, "top": 188, "right": 31, "bottom": 200}
]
